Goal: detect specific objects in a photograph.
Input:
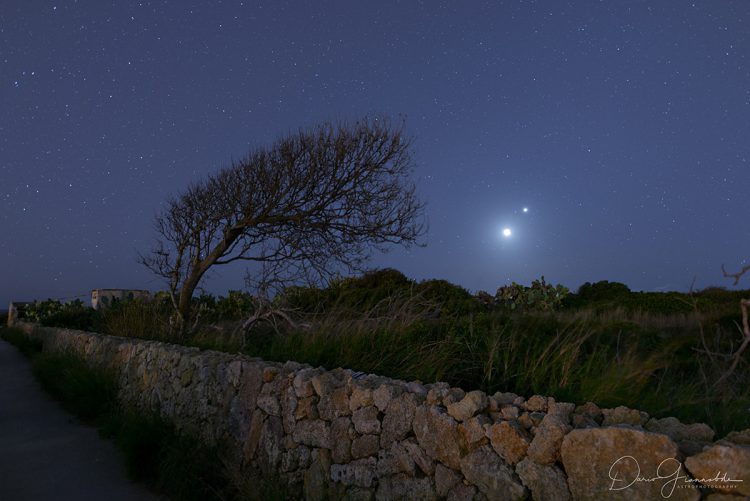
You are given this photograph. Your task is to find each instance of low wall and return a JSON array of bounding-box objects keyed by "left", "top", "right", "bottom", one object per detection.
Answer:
[{"left": 16, "top": 324, "right": 750, "bottom": 500}]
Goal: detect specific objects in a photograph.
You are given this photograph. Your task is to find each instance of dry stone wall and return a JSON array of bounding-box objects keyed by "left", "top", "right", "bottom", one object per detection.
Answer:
[{"left": 17, "top": 324, "right": 750, "bottom": 500}]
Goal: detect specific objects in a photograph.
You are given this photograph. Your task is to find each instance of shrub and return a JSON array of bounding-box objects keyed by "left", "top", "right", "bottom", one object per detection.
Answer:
[
  {"left": 23, "top": 299, "right": 99, "bottom": 330},
  {"left": 577, "top": 280, "right": 631, "bottom": 301},
  {"left": 98, "top": 298, "right": 172, "bottom": 340},
  {"left": 215, "top": 290, "right": 254, "bottom": 320},
  {"left": 495, "top": 276, "right": 570, "bottom": 312}
]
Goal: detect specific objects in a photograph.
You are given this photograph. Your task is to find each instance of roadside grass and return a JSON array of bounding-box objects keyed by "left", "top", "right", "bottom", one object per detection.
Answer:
[
  {"left": 31, "top": 351, "right": 118, "bottom": 422},
  {"left": 0, "top": 326, "right": 238, "bottom": 501},
  {"left": 0, "top": 325, "right": 43, "bottom": 357}
]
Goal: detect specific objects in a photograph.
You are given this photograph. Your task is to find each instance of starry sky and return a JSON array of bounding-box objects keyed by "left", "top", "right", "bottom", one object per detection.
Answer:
[{"left": 3, "top": 1, "right": 750, "bottom": 307}]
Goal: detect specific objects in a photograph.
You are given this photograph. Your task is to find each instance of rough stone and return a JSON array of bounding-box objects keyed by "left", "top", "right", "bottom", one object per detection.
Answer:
[
  {"left": 723, "top": 428, "right": 750, "bottom": 445},
  {"left": 280, "top": 445, "right": 311, "bottom": 472},
  {"left": 281, "top": 384, "right": 297, "bottom": 434},
  {"left": 413, "top": 405, "right": 462, "bottom": 470},
  {"left": 547, "top": 398, "right": 575, "bottom": 422},
  {"left": 381, "top": 393, "right": 418, "bottom": 447},
  {"left": 406, "top": 381, "right": 427, "bottom": 396},
  {"left": 293, "top": 368, "right": 318, "bottom": 398},
  {"left": 330, "top": 457, "right": 378, "bottom": 488},
  {"left": 331, "top": 417, "right": 354, "bottom": 464},
  {"left": 295, "top": 395, "right": 319, "bottom": 420},
  {"left": 684, "top": 443, "right": 750, "bottom": 496},
  {"left": 258, "top": 415, "right": 284, "bottom": 474},
  {"left": 676, "top": 439, "right": 707, "bottom": 457},
  {"left": 375, "top": 474, "right": 436, "bottom": 501},
  {"left": 446, "top": 390, "right": 488, "bottom": 422},
  {"left": 304, "top": 457, "right": 328, "bottom": 501},
  {"left": 645, "top": 416, "right": 715, "bottom": 442},
  {"left": 425, "top": 383, "right": 450, "bottom": 406},
  {"left": 527, "top": 413, "right": 571, "bottom": 465},
  {"left": 262, "top": 366, "right": 279, "bottom": 382},
  {"left": 403, "top": 438, "right": 436, "bottom": 475},
  {"left": 493, "top": 391, "right": 520, "bottom": 405},
  {"left": 561, "top": 426, "right": 699, "bottom": 500},
  {"left": 311, "top": 371, "right": 342, "bottom": 396},
  {"left": 257, "top": 379, "right": 283, "bottom": 416},
  {"left": 343, "top": 487, "right": 375, "bottom": 501},
  {"left": 292, "top": 419, "right": 331, "bottom": 449},
  {"left": 487, "top": 420, "right": 530, "bottom": 465},
  {"left": 237, "top": 363, "right": 264, "bottom": 413},
  {"left": 525, "top": 394, "right": 548, "bottom": 412},
  {"left": 434, "top": 463, "right": 461, "bottom": 497},
  {"left": 446, "top": 483, "right": 476, "bottom": 501},
  {"left": 517, "top": 412, "right": 534, "bottom": 430},
  {"left": 574, "top": 401, "right": 602, "bottom": 422},
  {"left": 516, "top": 457, "right": 571, "bottom": 501},
  {"left": 351, "top": 434, "right": 380, "bottom": 459},
  {"left": 601, "top": 405, "right": 648, "bottom": 427},
  {"left": 458, "top": 414, "right": 490, "bottom": 451},
  {"left": 459, "top": 445, "right": 527, "bottom": 500},
  {"left": 373, "top": 383, "right": 404, "bottom": 412},
  {"left": 442, "top": 388, "right": 466, "bottom": 407},
  {"left": 377, "top": 442, "right": 415, "bottom": 476},
  {"left": 352, "top": 405, "right": 381, "bottom": 435},
  {"left": 571, "top": 413, "right": 599, "bottom": 429},
  {"left": 318, "top": 386, "right": 351, "bottom": 420},
  {"left": 244, "top": 409, "right": 265, "bottom": 459},
  {"left": 500, "top": 404, "right": 520, "bottom": 420},
  {"left": 349, "top": 384, "right": 375, "bottom": 412}
]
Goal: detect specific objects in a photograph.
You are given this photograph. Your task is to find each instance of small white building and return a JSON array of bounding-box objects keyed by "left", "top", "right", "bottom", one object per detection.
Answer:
[{"left": 91, "top": 289, "right": 151, "bottom": 310}]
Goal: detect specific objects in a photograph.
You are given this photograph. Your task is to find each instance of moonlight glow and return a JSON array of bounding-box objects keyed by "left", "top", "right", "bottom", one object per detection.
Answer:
[
  {"left": 522, "top": 207, "right": 529, "bottom": 213},
  {"left": 502, "top": 228, "right": 512, "bottom": 237}
]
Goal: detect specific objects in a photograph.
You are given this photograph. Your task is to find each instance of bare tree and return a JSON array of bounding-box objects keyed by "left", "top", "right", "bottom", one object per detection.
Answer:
[
  {"left": 716, "top": 263, "right": 750, "bottom": 386},
  {"left": 140, "top": 118, "right": 426, "bottom": 335}
]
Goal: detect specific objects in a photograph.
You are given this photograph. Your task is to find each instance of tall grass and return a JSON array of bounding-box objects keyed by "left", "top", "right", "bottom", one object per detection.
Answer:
[
  {"left": 1, "top": 326, "right": 43, "bottom": 356},
  {"left": 238, "top": 302, "right": 749, "bottom": 435},
  {"left": 97, "top": 299, "right": 175, "bottom": 341},
  {"left": 32, "top": 352, "right": 119, "bottom": 422}
]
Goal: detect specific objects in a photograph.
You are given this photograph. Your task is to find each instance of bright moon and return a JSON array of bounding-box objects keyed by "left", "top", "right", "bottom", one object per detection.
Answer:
[
  {"left": 522, "top": 207, "right": 529, "bottom": 213},
  {"left": 502, "top": 228, "right": 512, "bottom": 237}
]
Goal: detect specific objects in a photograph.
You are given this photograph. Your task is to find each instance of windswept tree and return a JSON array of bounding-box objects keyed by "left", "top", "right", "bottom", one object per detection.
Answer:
[
  {"left": 141, "top": 118, "right": 426, "bottom": 335},
  {"left": 717, "top": 263, "right": 750, "bottom": 386}
]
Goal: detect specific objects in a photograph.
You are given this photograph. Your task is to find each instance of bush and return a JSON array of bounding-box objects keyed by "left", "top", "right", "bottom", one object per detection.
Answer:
[
  {"left": 577, "top": 280, "right": 631, "bottom": 301},
  {"left": 495, "top": 276, "right": 570, "bottom": 312},
  {"left": 24, "top": 299, "right": 99, "bottom": 330},
  {"left": 215, "top": 290, "right": 254, "bottom": 320},
  {"left": 415, "top": 279, "right": 477, "bottom": 315}
]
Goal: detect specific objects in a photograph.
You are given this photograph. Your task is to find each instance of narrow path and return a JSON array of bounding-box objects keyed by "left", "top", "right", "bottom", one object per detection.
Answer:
[{"left": 0, "top": 339, "right": 161, "bottom": 501}]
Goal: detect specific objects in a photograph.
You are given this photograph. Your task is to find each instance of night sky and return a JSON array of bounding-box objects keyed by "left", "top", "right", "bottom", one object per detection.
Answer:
[{"left": 3, "top": 1, "right": 750, "bottom": 307}]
